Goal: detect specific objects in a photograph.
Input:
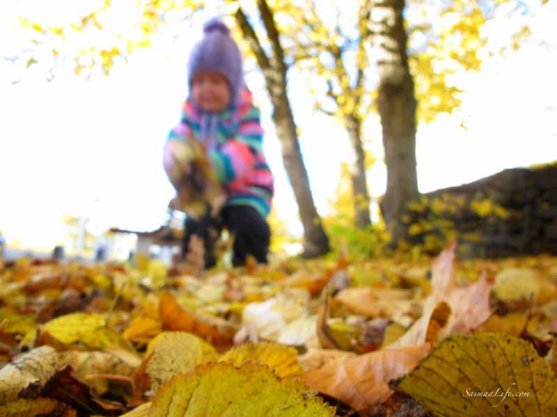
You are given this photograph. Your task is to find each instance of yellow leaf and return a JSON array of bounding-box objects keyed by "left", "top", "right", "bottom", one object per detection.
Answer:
[
  {"left": 145, "top": 331, "right": 218, "bottom": 391},
  {"left": 304, "top": 344, "right": 430, "bottom": 411},
  {"left": 150, "top": 362, "right": 336, "bottom": 417},
  {"left": 0, "top": 308, "right": 37, "bottom": 347},
  {"left": 41, "top": 312, "right": 134, "bottom": 352},
  {"left": 0, "top": 346, "right": 58, "bottom": 404},
  {"left": 477, "top": 312, "right": 529, "bottom": 336},
  {"left": 392, "top": 333, "right": 557, "bottom": 416},
  {"left": 219, "top": 341, "right": 303, "bottom": 378},
  {"left": 123, "top": 314, "right": 162, "bottom": 341},
  {"left": 0, "top": 398, "right": 61, "bottom": 417},
  {"left": 493, "top": 268, "right": 540, "bottom": 303},
  {"left": 144, "top": 260, "right": 168, "bottom": 289},
  {"left": 118, "top": 402, "right": 151, "bottom": 417}
]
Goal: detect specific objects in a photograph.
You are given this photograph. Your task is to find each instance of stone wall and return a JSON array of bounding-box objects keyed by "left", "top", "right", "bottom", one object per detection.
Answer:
[{"left": 406, "top": 164, "right": 557, "bottom": 258}]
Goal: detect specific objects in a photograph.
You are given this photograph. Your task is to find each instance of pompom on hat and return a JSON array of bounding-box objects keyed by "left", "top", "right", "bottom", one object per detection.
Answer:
[{"left": 188, "top": 18, "right": 244, "bottom": 103}]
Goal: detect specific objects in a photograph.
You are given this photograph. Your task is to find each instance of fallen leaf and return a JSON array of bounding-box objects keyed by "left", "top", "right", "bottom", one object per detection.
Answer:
[
  {"left": 0, "top": 308, "right": 37, "bottom": 349},
  {"left": 493, "top": 268, "right": 540, "bottom": 304},
  {"left": 276, "top": 316, "right": 318, "bottom": 347},
  {"left": 122, "top": 314, "right": 162, "bottom": 341},
  {"left": 0, "top": 397, "right": 62, "bottom": 417},
  {"left": 443, "top": 271, "right": 492, "bottom": 336},
  {"left": 145, "top": 331, "right": 218, "bottom": 391},
  {"left": 238, "top": 289, "right": 310, "bottom": 343},
  {"left": 150, "top": 362, "right": 336, "bottom": 417},
  {"left": 388, "top": 243, "right": 492, "bottom": 348},
  {"left": 22, "top": 265, "right": 89, "bottom": 295},
  {"left": 40, "top": 313, "right": 135, "bottom": 352},
  {"left": 316, "top": 290, "right": 340, "bottom": 350},
  {"left": 335, "top": 288, "right": 416, "bottom": 320},
  {"left": 159, "top": 292, "right": 236, "bottom": 349},
  {"left": 118, "top": 401, "right": 151, "bottom": 417},
  {"left": 299, "top": 349, "right": 357, "bottom": 373},
  {"left": 158, "top": 292, "right": 194, "bottom": 332},
  {"left": 0, "top": 346, "right": 58, "bottom": 404},
  {"left": 304, "top": 344, "right": 430, "bottom": 411},
  {"left": 219, "top": 341, "right": 303, "bottom": 378},
  {"left": 392, "top": 333, "right": 557, "bottom": 416},
  {"left": 58, "top": 350, "right": 140, "bottom": 394},
  {"left": 477, "top": 312, "right": 529, "bottom": 336},
  {"left": 424, "top": 301, "right": 451, "bottom": 343},
  {"left": 41, "top": 366, "right": 118, "bottom": 416}
]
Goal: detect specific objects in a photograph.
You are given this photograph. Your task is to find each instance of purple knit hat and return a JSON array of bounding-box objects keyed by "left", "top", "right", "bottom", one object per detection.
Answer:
[{"left": 188, "top": 19, "right": 244, "bottom": 103}]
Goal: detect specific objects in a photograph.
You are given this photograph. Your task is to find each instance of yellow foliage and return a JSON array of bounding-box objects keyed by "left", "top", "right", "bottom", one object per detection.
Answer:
[
  {"left": 41, "top": 312, "right": 135, "bottom": 352},
  {"left": 392, "top": 333, "right": 557, "bottom": 416},
  {"left": 123, "top": 314, "right": 162, "bottom": 341},
  {"left": 492, "top": 268, "right": 540, "bottom": 304},
  {"left": 145, "top": 331, "right": 218, "bottom": 391},
  {"left": 0, "top": 309, "right": 37, "bottom": 344},
  {"left": 470, "top": 198, "right": 494, "bottom": 217},
  {"left": 150, "top": 362, "right": 335, "bottom": 417},
  {"left": 219, "top": 341, "right": 303, "bottom": 378},
  {"left": 0, "top": 398, "right": 61, "bottom": 417}
]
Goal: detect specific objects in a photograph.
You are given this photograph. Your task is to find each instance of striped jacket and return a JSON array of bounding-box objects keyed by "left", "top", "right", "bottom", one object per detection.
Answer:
[{"left": 164, "top": 89, "right": 274, "bottom": 217}]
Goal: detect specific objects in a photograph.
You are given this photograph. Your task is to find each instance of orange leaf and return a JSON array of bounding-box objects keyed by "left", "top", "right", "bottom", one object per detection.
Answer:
[
  {"left": 123, "top": 315, "right": 162, "bottom": 341},
  {"left": 304, "top": 344, "right": 430, "bottom": 411},
  {"left": 159, "top": 292, "right": 194, "bottom": 332},
  {"left": 158, "top": 292, "right": 235, "bottom": 350}
]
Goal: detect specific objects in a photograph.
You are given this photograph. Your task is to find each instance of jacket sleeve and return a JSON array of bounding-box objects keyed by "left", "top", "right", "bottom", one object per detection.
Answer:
[{"left": 209, "top": 105, "right": 264, "bottom": 185}]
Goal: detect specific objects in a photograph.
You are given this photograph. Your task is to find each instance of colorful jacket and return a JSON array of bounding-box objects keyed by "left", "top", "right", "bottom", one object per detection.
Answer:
[{"left": 164, "top": 89, "right": 274, "bottom": 217}]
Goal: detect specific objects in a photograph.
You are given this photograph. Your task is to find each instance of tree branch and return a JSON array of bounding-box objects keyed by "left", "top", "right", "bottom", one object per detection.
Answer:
[
  {"left": 233, "top": 7, "right": 271, "bottom": 72},
  {"left": 256, "top": 0, "right": 287, "bottom": 75}
]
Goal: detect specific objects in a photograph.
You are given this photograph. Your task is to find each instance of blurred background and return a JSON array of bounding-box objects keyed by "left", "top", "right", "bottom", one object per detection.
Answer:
[{"left": 0, "top": 0, "right": 556, "bottom": 263}]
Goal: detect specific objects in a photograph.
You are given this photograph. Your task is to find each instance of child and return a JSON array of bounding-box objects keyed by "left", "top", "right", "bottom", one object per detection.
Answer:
[{"left": 163, "top": 18, "right": 274, "bottom": 270}]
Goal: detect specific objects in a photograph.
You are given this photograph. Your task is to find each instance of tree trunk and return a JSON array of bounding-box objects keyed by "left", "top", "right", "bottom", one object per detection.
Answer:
[
  {"left": 370, "top": 0, "right": 419, "bottom": 244},
  {"left": 273, "top": 93, "right": 330, "bottom": 257},
  {"left": 345, "top": 115, "right": 372, "bottom": 228},
  {"left": 235, "top": 4, "right": 330, "bottom": 257}
]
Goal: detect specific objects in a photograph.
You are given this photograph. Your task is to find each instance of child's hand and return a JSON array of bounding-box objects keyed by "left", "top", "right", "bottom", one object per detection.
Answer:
[
  {"left": 163, "top": 141, "right": 192, "bottom": 188},
  {"left": 210, "top": 192, "right": 227, "bottom": 217}
]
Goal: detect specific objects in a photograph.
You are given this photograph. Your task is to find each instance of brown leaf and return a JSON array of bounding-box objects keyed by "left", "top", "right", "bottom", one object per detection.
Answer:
[
  {"left": 335, "top": 288, "right": 415, "bottom": 319},
  {"left": 58, "top": 350, "right": 140, "bottom": 395},
  {"left": 316, "top": 291, "right": 340, "bottom": 350},
  {"left": 388, "top": 243, "right": 492, "bottom": 348},
  {"left": 424, "top": 301, "right": 451, "bottom": 344},
  {"left": 304, "top": 344, "right": 430, "bottom": 412},
  {"left": 41, "top": 366, "right": 121, "bottom": 416}
]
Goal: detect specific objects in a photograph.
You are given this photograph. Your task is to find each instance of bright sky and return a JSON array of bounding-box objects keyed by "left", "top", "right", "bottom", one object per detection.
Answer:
[{"left": 0, "top": 1, "right": 556, "bottom": 251}]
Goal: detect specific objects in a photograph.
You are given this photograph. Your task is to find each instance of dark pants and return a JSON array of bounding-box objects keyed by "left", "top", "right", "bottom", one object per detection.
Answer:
[{"left": 183, "top": 205, "right": 270, "bottom": 267}]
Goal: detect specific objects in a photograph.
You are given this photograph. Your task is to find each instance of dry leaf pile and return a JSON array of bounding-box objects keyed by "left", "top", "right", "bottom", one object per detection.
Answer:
[{"left": 1, "top": 246, "right": 557, "bottom": 416}]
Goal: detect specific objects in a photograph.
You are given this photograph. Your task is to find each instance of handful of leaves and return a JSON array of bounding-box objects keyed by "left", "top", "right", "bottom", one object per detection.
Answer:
[{"left": 167, "top": 138, "right": 224, "bottom": 218}]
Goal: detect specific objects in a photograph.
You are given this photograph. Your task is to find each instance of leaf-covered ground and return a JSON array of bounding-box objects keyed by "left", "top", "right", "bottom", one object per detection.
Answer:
[{"left": 1, "top": 245, "right": 557, "bottom": 416}]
